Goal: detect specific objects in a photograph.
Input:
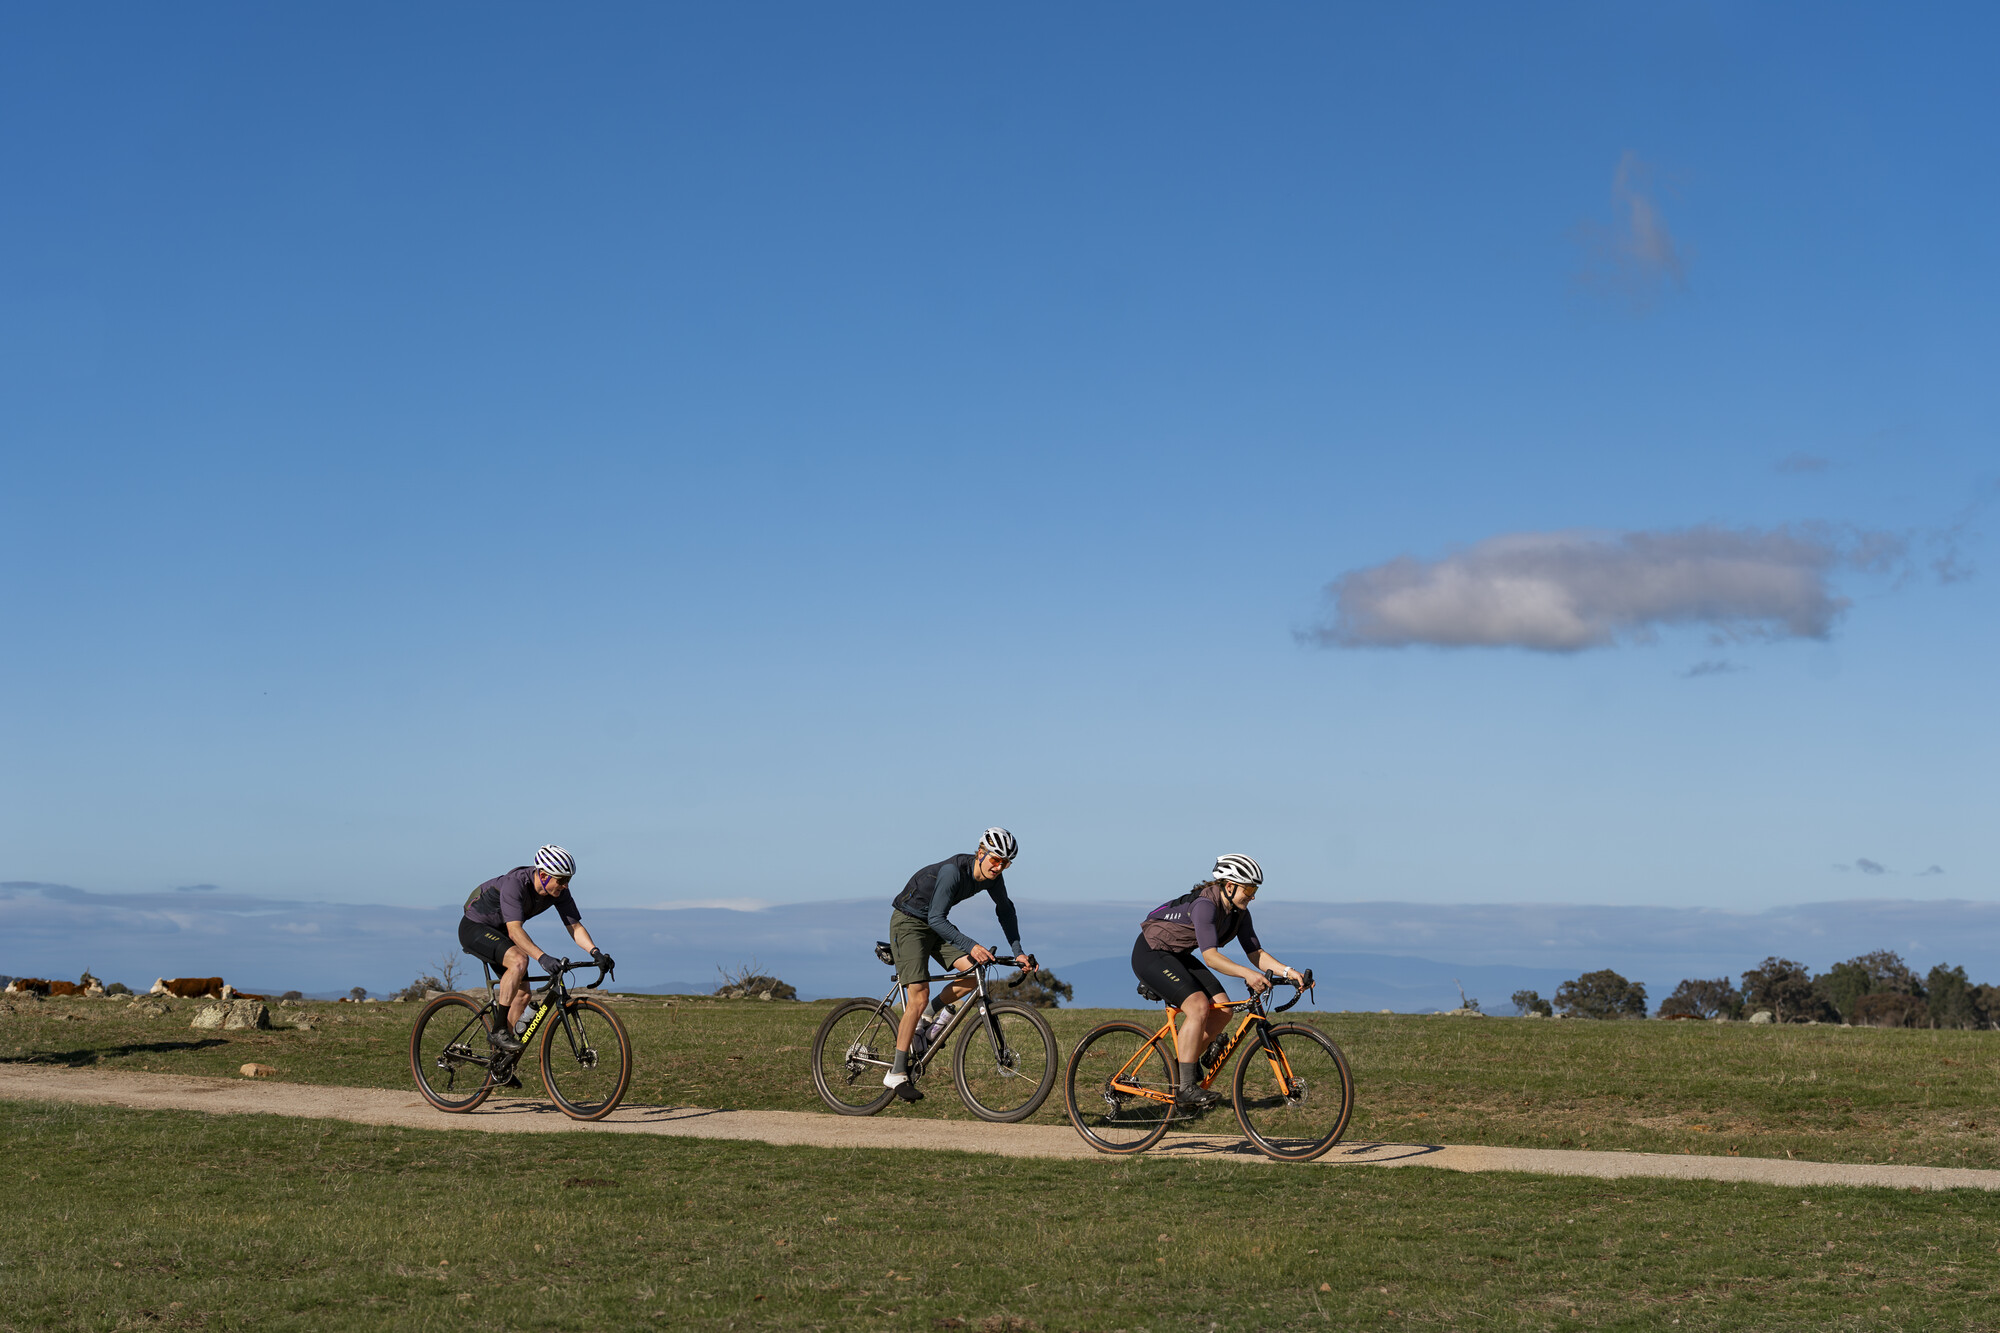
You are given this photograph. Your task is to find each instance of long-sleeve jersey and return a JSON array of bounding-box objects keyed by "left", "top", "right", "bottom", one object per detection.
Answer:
[{"left": 891, "top": 853, "right": 1025, "bottom": 957}]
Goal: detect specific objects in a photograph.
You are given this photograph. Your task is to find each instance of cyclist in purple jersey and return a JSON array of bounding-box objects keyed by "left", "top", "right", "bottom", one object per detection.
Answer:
[
  {"left": 459, "top": 845, "right": 613, "bottom": 1057},
  {"left": 1132, "top": 853, "right": 1305, "bottom": 1110}
]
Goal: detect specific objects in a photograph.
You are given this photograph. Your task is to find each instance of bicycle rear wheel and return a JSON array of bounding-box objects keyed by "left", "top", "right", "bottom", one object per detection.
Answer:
[
  {"left": 540, "top": 995, "right": 632, "bottom": 1121},
  {"left": 1232, "top": 1023, "right": 1354, "bottom": 1161},
  {"left": 410, "top": 993, "right": 498, "bottom": 1112},
  {"left": 952, "top": 1000, "right": 1057, "bottom": 1123},
  {"left": 811, "top": 1000, "right": 900, "bottom": 1115},
  {"left": 1062, "top": 1021, "right": 1174, "bottom": 1154}
]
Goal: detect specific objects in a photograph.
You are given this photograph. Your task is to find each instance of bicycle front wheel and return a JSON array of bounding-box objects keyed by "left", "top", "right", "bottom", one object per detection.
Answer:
[
  {"left": 952, "top": 1000, "right": 1057, "bottom": 1123},
  {"left": 810, "top": 1000, "right": 900, "bottom": 1116},
  {"left": 1232, "top": 1022, "right": 1354, "bottom": 1161},
  {"left": 410, "top": 993, "right": 497, "bottom": 1113},
  {"left": 1062, "top": 1021, "right": 1174, "bottom": 1154},
  {"left": 540, "top": 996, "right": 632, "bottom": 1121}
]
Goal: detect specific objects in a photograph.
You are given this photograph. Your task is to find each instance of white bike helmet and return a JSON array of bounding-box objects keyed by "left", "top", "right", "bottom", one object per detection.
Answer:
[
  {"left": 534, "top": 845, "right": 576, "bottom": 879},
  {"left": 1212, "top": 853, "right": 1263, "bottom": 886},
  {"left": 978, "top": 827, "right": 1018, "bottom": 861}
]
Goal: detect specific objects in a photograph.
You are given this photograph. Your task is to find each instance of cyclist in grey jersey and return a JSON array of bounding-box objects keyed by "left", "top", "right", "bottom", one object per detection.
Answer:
[{"left": 882, "top": 828, "right": 1039, "bottom": 1100}]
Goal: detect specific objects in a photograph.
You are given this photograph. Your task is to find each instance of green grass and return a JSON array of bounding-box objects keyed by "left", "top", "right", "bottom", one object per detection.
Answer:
[
  {"left": 4, "top": 1097, "right": 1998, "bottom": 1332},
  {"left": 8, "top": 994, "right": 2000, "bottom": 1167}
]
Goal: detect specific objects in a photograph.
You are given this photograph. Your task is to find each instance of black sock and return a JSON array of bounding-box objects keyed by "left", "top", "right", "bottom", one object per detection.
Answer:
[
  {"left": 1179, "top": 1061, "right": 1198, "bottom": 1090},
  {"left": 892, "top": 1050, "right": 910, "bottom": 1075}
]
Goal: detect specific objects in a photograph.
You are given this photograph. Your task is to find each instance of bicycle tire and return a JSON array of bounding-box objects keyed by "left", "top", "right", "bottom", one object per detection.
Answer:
[
  {"left": 410, "top": 993, "right": 498, "bottom": 1112},
  {"left": 810, "top": 999, "right": 900, "bottom": 1116},
  {"left": 1231, "top": 1022, "right": 1354, "bottom": 1161},
  {"left": 1061, "top": 1020, "right": 1175, "bottom": 1154},
  {"left": 540, "top": 995, "right": 632, "bottom": 1121},
  {"left": 951, "top": 1000, "right": 1057, "bottom": 1123}
]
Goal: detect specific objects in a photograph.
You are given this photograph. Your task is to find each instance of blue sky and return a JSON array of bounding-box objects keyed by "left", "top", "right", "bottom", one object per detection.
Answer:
[{"left": 3, "top": 4, "right": 1995, "bottom": 920}]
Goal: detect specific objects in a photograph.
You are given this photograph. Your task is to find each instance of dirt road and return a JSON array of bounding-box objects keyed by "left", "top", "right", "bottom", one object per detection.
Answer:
[{"left": 4, "top": 1064, "right": 1994, "bottom": 1192}]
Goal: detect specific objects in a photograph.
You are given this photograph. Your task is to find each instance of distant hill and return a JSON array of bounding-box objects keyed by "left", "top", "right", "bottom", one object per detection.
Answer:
[{"left": 12, "top": 881, "right": 2000, "bottom": 1013}]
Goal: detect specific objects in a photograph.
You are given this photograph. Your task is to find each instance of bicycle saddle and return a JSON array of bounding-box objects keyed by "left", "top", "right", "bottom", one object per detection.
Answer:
[
  {"left": 1136, "top": 983, "right": 1163, "bottom": 1003},
  {"left": 874, "top": 941, "right": 895, "bottom": 966}
]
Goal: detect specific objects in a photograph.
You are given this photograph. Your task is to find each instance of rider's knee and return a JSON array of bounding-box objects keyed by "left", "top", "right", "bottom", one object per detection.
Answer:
[
  {"left": 502, "top": 947, "right": 529, "bottom": 971},
  {"left": 1180, "top": 992, "right": 1211, "bottom": 1019}
]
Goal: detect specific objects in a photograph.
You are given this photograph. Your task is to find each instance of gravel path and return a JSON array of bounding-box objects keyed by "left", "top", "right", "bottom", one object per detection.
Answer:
[{"left": 5, "top": 1064, "right": 1995, "bottom": 1192}]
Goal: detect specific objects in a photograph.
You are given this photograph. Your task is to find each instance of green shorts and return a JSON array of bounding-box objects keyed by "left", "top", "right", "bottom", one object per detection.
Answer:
[{"left": 889, "top": 908, "right": 967, "bottom": 985}]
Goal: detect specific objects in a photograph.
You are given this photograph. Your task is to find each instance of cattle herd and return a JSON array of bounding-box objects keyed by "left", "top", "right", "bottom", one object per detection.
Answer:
[{"left": 3, "top": 973, "right": 264, "bottom": 1001}]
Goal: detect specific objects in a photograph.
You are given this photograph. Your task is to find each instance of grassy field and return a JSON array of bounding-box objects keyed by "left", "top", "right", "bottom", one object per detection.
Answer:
[
  {"left": 5, "top": 1096, "right": 1998, "bottom": 1332},
  {"left": 6, "top": 992, "right": 2000, "bottom": 1169}
]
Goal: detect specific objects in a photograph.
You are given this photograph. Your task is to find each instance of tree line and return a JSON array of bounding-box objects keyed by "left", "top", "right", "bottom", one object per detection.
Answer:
[{"left": 1507, "top": 950, "right": 1998, "bottom": 1026}]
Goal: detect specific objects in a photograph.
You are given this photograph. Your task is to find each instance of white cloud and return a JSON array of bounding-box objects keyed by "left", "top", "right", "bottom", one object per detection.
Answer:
[{"left": 1308, "top": 525, "right": 1899, "bottom": 653}]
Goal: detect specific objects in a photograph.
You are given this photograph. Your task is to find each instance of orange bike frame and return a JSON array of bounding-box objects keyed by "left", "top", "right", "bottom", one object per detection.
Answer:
[{"left": 1109, "top": 998, "right": 1300, "bottom": 1106}]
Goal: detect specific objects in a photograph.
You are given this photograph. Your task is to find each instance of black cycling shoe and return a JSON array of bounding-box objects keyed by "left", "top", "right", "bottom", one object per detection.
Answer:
[
  {"left": 487, "top": 1024, "right": 524, "bottom": 1054},
  {"left": 1174, "top": 1086, "right": 1224, "bottom": 1113},
  {"left": 893, "top": 1079, "right": 925, "bottom": 1103}
]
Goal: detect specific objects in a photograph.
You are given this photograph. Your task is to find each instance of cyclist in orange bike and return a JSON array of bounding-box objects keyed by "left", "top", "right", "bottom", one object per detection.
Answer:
[{"left": 1132, "top": 854, "right": 1306, "bottom": 1111}]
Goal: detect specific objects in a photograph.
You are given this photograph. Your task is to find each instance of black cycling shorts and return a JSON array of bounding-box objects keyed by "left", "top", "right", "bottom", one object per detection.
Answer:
[
  {"left": 1131, "top": 935, "right": 1223, "bottom": 1008},
  {"left": 459, "top": 917, "right": 513, "bottom": 972}
]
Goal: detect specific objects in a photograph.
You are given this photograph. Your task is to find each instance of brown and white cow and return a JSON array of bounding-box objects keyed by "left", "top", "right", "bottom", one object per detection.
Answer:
[{"left": 150, "top": 977, "right": 227, "bottom": 999}]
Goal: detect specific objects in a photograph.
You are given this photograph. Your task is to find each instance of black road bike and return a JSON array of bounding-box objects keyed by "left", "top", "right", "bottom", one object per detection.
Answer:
[
  {"left": 409, "top": 958, "right": 631, "bottom": 1120},
  {"left": 810, "top": 946, "right": 1058, "bottom": 1122}
]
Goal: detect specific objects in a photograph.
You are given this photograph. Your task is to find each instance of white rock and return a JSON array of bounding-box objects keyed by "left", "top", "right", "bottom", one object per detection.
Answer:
[
  {"left": 1748, "top": 1010, "right": 1775, "bottom": 1024},
  {"left": 1522, "top": 1011, "right": 1546, "bottom": 1019},
  {"left": 189, "top": 1006, "right": 226, "bottom": 1030}
]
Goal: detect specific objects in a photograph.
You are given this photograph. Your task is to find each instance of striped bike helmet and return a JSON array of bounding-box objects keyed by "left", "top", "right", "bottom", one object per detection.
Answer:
[
  {"left": 1212, "top": 853, "right": 1263, "bottom": 886},
  {"left": 534, "top": 845, "right": 576, "bottom": 879},
  {"left": 978, "top": 827, "right": 1018, "bottom": 861}
]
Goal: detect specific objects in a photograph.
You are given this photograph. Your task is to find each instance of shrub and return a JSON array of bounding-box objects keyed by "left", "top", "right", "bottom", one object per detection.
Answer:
[
  {"left": 281, "top": 990, "right": 303, "bottom": 1001},
  {"left": 1554, "top": 970, "right": 1647, "bottom": 1020},
  {"left": 1973, "top": 984, "right": 2000, "bottom": 1031},
  {"left": 1511, "top": 989, "right": 1553, "bottom": 1017},
  {"left": 105, "top": 982, "right": 131, "bottom": 996},
  {"left": 1815, "top": 950, "right": 1925, "bottom": 1023},
  {"left": 994, "top": 968, "right": 1073, "bottom": 1009},
  {"left": 1851, "top": 992, "right": 1930, "bottom": 1028},
  {"left": 396, "top": 975, "right": 445, "bottom": 1002},
  {"left": 1926, "top": 964, "right": 1978, "bottom": 1029},
  {"left": 1657, "top": 977, "right": 1743, "bottom": 1021},
  {"left": 714, "top": 964, "right": 797, "bottom": 1001},
  {"left": 347, "top": 987, "right": 368, "bottom": 1002},
  {"left": 1741, "top": 957, "right": 1834, "bottom": 1024}
]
